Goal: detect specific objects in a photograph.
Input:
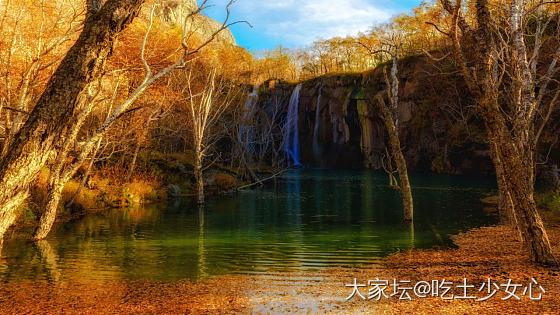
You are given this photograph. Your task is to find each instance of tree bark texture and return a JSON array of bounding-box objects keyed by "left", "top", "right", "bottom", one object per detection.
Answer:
[
  {"left": 0, "top": 0, "right": 145, "bottom": 243},
  {"left": 439, "top": 0, "right": 558, "bottom": 266},
  {"left": 485, "top": 112, "right": 557, "bottom": 265}
]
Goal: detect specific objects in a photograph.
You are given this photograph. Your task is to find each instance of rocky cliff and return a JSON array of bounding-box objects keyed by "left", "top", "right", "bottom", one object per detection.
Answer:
[
  {"left": 257, "top": 55, "right": 560, "bottom": 177},
  {"left": 158, "top": 0, "right": 236, "bottom": 46}
]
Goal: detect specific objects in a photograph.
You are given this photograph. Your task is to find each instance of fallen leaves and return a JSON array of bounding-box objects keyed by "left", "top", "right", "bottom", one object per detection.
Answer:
[{"left": 1, "top": 215, "right": 559, "bottom": 314}]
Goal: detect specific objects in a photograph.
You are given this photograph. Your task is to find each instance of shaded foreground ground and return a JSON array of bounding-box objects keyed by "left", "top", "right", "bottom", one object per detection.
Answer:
[{"left": 1, "top": 216, "right": 559, "bottom": 314}]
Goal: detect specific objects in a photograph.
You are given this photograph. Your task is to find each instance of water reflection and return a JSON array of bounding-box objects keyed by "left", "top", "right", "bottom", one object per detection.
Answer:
[
  {"left": 1, "top": 170, "right": 498, "bottom": 282},
  {"left": 34, "top": 240, "right": 61, "bottom": 282},
  {"left": 198, "top": 205, "right": 206, "bottom": 278}
]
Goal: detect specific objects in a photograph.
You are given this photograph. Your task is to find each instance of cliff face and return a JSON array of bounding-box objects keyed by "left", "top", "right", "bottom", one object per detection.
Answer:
[
  {"left": 259, "top": 56, "right": 560, "bottom": 176},
  {"left": 158, "top": 0, "right": 237, "bottom": 46}
]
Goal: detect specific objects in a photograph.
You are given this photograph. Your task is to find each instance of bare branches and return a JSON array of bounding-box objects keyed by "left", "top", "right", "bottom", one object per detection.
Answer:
[
  {"left": 182, "top": 64, "right": 240, "bottom": 203},
  {"left": 28, "top": 0, "right": 248, "bottom": 223},
  {"left": 425, "top": 21, "right": 451, "bottom": 37},
  {"left": 381, "top": 147, "right": 400, "bottom": 191},
  {"left": 442, "top": 0, "right": 481, "bottom": 97},
  {"left": 181, "top": 0, "right": 251, "bottom": 58},
  {"left": 524, "top": 1, "right": 560, "bottom": 17},
  {"left": 422, "top": 49, "right": 451, "bottom": 62},
  {"left": 439, "top": 0, "right": 473, "bottom": 34},
  {"left": 356, "top": 41, "right": 395, "bottom": 59},
  {"left": 140, "top": 5, "right": 156, "bottom": 79},
  {"left": 2, "top": 107, "right": 29, "bottom": 115},
  {"left": 435, "top": 0, "right": 559, "bottom": 264},
  {"left": 535, "top": 90, "right": 560, "bottom": 147}
]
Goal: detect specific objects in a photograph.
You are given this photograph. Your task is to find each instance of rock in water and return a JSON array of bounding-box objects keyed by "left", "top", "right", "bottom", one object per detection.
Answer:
[{"left": 167, "top": 184, "right": 182, "bottom": 198}]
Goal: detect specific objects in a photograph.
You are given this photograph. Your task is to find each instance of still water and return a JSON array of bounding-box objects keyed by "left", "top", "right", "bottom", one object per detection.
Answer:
[{"left": 0, "top": 170, "right": 498, "bottom": 282}]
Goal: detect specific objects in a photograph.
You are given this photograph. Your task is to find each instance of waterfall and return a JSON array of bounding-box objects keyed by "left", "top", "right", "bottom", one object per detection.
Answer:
[
  {"left": 245, "top": 85, "right": 259, "bottom": 110},
  {"left": 312, "top": 84, "right": 322, "bottom": 162},
  {"left": 240, "top": 85, "right": 259, "bottom": 155},
  {"left": 285, "top": 84, "right": 302, "bottom": 167}
]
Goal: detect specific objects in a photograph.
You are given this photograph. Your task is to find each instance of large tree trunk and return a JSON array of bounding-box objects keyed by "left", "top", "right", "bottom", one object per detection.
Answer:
[
  {"left": 31, "top": 136, "right": 103, "bottom": 241},
  {"left": 0, "top": 0, "right": 145, "bottom": 244},
  {"left": 486, "top": 112, "right": 557, "bottom": 266},
  {"left": 490, "top": 142, "right": 517, "bottom": 227},
  {"left": 0, "top": 190, "right": 28, "bottom": 253},
  {"left": 439, "top": 0, "right": 558, "bottom": 266}
]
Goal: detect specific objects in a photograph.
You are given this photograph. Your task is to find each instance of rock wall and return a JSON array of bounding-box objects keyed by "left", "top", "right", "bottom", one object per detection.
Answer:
[
  {"left": 258, "top": 55, "right": 560, "bottom": 176},
  {"left": 158, "top": 0, "right": 237, "bottom": 46}
]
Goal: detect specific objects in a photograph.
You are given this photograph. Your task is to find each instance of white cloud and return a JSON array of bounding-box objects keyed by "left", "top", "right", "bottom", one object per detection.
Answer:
[{"left": 232, "top": 0, "right": 394, "bottom": 47}]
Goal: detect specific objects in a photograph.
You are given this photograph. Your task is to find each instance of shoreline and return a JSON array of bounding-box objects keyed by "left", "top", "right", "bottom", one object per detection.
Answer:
[{"left": 1, "top": 212, "right": 559, "bottom": 314}]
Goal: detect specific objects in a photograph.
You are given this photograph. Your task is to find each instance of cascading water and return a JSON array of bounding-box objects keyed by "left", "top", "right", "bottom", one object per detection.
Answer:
[
  {"left": 240, "top": 86, "right": 259, "bottom": 155},
  {"left": 312, "top": 83, "right": 322, "bottom": 163},
  {"left": 284, "top": 84, "right": 302, "bottom": 167},
  {"left": 246, "top": 85, "right": 259, "bottom": 109}
]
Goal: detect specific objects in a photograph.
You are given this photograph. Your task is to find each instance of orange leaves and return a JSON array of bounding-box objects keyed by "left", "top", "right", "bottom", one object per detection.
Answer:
[{"left": 0, "top": 0, "right": 82, "bottom": 107}]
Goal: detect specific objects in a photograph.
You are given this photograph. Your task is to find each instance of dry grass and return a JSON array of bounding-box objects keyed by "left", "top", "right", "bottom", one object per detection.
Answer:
[
  {"left": 61, "top": 180, "right": 100, "bottom": 210},
  {"left": 123, "top": 180, "right": 159, "bottom": 204}
]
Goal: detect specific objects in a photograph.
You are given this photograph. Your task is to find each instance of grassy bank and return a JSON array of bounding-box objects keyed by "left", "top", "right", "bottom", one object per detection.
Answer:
[{"left": 15, "top": 151, "right": 245, "bottom": 230}]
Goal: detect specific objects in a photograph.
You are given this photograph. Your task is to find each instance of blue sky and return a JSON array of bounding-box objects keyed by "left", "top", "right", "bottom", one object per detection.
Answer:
[{"left": 204, "top": 0, "right": 424, "bottom": 51}]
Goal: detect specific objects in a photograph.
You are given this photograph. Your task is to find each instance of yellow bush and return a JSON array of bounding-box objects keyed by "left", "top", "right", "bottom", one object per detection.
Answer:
[
  {"left": 123, "top": 180, "right": 159, "bottom": 204},
  {"left": 91, "top": 175, "right": 110, "bottom": 191},
  {"left": 62, "top": 180, "right": 99, "bottom": 211}
]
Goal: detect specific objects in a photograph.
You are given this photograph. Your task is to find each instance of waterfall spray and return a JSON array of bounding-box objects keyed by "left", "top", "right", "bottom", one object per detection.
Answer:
[
  {"left": 285, "top": 84, "right": 302, "bottom": 167},
  {"left": 241, "top": 86, "right": 259, "bottom": 155}
]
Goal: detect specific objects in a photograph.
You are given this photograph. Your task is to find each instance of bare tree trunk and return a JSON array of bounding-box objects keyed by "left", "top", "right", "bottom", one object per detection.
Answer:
[
  {"left": 66, "top": 137, "right": 103, "bottom": 209},
  {"left": 126, "top": 108, "right": 157, "bottom": 182},
  {"left": 360, "top": 39, "right": 413, "bottom": 221},
  {"left": 0, "top": 0, "right": 145, "bottom": 244},
  {"left": 392, "top": 142, "right": 413, "bottom": 221},
  {"left": 490, "top": 141, "right": 516, "bottom": 227},
  {"left": 375, "top": 93, "right": 414, "bottom": 221},
  {"left": 488, "top": 118, "right": 557, "bottom": 265},
  {"left": 438, "top": 0, "right": 558, "bottom": 266},
  {"left": 31, "top": 80, "right": 104, "bottom": 242},
  {"left": 194, "top": 144, "right": 204, "bottom": 204},
  {"left": 184, "top": 68, "right": 238, "bottom": 204},
  {"left": 126, "top": 139, "right": 141, "bottom": 183},
  {"left": 31, "top": 180, "right": 64, "bottom": 241},
  {"left": 22, "top": 0, "right": 236, "bottom": 241},
  {"left": 32, "top": 133, "right": 99, "bottom": 241}
]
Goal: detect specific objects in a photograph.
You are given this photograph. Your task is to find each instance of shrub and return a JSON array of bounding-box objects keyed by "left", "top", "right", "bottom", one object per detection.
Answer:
[
  {"left": 536, "top": 191, "right": 560, "bottom": 214},
  {"left": 62, "top": 180, "right": 100, "bottom": 211},
  {"left": 214, "top": 173, "right": 237, "bottom": 190},
  {"left": 123, "top": 180, "right": 161, "bottom": 204}
]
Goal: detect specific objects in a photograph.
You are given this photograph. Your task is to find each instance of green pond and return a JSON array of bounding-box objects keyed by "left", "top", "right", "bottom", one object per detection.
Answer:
[{"left": 0, "top": 170, "right": 498, "bottom": 282}]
